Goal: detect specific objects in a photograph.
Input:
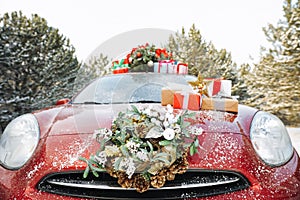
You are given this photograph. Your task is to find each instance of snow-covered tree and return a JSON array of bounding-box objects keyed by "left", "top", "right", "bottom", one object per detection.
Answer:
[
  {"left": 244, "top": 0, "right": 300, "bottom": 125},
  {"left": 167, "top": 24, "right": 249, "bottom": 100},
  {"left": 0, "top": 11, "right": 80, "bottom": 129}
]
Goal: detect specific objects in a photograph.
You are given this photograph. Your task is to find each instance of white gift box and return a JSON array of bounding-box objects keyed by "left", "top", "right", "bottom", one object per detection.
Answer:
[
  {"left": 206, "top": 79, "right": 232, "bottom": 97},
  {"left": 154, "top": 61, "right": 188, "bottom": 74}
]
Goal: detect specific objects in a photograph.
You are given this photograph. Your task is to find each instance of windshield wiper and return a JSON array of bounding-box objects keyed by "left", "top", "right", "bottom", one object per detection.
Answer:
[
  {"left": 129, "top": 100, "right": 161, "bottom": 103},
  {"left": 79, "top": 101, "right": 161, "bottom": 104},
  {"left": 81, "top": 101, "right": 110, "bottom": 105}
]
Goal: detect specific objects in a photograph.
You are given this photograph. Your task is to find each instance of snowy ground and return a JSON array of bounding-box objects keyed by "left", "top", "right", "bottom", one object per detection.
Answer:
[{"left": 287, "top": 127, "right": 300, "bottom": 154}]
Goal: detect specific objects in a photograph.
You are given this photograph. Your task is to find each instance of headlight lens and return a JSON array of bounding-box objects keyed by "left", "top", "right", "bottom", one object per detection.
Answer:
[
  {"left": 250, "top": 111, "right": 293, "bottom": 166},
  {"left": 0, "top": 114, "right": 40, "bottom": 169}
]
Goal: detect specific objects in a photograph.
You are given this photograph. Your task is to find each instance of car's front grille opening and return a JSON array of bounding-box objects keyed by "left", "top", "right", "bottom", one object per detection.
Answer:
[{"left": 37, "top": 169, "right": 250, "bottom": 199}]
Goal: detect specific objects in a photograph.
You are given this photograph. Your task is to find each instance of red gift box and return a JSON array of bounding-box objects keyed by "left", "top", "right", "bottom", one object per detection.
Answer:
[
  {"left": 113, "top": 67, "right": 129, "bottom": 74},
  {"left": 173, "top": 92, "right": 201, "bottom": 110},
  {"left": 112, "top": 59, "right": 129, "bottom": 74},
  {"left": 161, "top": 88, "right": 181, "bottom": 106}
]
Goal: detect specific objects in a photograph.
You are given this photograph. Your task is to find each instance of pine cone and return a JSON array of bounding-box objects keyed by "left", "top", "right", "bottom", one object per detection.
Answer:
[
  {"left": 107, "top": 167, "right": 118, "bottom": 178},
  {"left": 117, "top": 172, "right": 133, "bottom": 188},
  {"left": 169, "top": 152, "right": 188, "bottom": 174},
  {"left": 166, "top": 171, "right": 175, "bottom": 181},
  {"left": 133, "top": 174, "right": 150, "bottom": 193},
  {"left": 151, "top": 174, "right": 166, "bottom": 188}
]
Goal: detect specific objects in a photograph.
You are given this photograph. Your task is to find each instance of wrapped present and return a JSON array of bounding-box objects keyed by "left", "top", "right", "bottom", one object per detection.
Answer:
[
  {"left": 112, "top": 59, "right": 129, "bottom": 74},
  {"left": 205, "top": 79, "right": 232, "bottom": 97},
  {"left": 173, "top": 91, "right": 201, "bottom": 111},
  {"left": 176, "top": 63, "right": 188, "bottom": 75},
  {"left": 161, "top": 88, "right": 180, "bottom": 106},
  {"left": 154, "top": 61, "right": 188, "bottom": 75},
  {"left": 154, "top": 60, "right": 177, "bottom": 73},
  {"left": 201, "top": 98, "right": 238, "bottom": 113}
]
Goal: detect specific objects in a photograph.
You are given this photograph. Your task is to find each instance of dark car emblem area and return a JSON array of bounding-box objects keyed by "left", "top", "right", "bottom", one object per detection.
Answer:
[{"left": 37, "top": 169, "right": 250, "bottom": 199}]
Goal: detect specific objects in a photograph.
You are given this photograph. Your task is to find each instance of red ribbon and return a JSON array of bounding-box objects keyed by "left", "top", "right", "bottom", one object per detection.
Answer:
[
  {"left": 157, "top": 60, "right": 176, "bottom": 73},
  {"left": 176, "top": 63, "right": 188, "bottom": 74}
]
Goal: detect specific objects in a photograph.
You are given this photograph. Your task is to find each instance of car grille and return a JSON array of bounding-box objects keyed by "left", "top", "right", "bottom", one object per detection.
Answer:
[{"left": 37, "top": 169, "right": 250, "bottom": 199}]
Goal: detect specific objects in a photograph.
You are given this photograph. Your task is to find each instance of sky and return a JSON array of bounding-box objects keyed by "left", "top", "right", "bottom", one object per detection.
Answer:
[{"left": 0, "top": 0, "right": 285, "bottom": 65}]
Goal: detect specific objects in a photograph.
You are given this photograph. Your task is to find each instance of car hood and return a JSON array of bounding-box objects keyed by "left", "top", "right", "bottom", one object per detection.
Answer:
[
  {"left": 33, "top": 104, "right": 257, "bottom": 138},
  {"left": 28, "top": 103, "right": 264, "bottom": 191}
]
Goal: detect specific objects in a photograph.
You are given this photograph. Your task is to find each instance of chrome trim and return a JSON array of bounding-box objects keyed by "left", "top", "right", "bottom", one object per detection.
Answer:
[{"left": 47, "top": 177, "right": 240, "bottom": 190}]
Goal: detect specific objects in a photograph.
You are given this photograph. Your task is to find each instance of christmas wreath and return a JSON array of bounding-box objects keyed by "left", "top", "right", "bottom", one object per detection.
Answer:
[
  {"left": 80, "top": 105, "right": 202, "bottom": 193},
  {"left": 112, "top": 43, "right": 173, "bottom": 73},
  {"left": 128, "top": 43, "right": 172, "bottom": 67}
]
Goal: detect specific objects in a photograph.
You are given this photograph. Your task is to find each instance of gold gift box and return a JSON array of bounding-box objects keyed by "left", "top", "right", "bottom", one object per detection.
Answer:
[{"left": 201, "top": 98, "right": 238, "bottom": 113}]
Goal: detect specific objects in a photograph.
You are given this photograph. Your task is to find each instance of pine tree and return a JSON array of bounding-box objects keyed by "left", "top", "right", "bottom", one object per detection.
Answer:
[
  {"left": 167, "top": 24, "right": 248, "bottom": 100},
  {"left": 0, "top": 11, "right": 80, "bottom": 128},
  {"left": 244, "top": 0, "right": 300, "bottom": 125}
]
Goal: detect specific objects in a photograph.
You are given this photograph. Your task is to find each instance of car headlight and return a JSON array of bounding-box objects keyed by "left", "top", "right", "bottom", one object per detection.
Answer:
[
  {"left": 0, "top": 114, "right": 40, "bottom": 169},
  {"left": 250, "top": 111, "right": 293, "bottom": 166}
]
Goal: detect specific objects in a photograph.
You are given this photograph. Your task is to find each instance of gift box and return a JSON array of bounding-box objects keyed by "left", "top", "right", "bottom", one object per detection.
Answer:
[
  {"left": 154, "top": 60, "right": 177, "bottom": 73},
  {"left": 176, "top": 63, "right": 188, "bottom": 75},
  {"left": 154, "top": 61, "right": 188, "bottom": 75},
  {"left": 161, "top": 88, "right": 180, "bottom": 106},
  {"left": 112, "top": 59, "right": 129, "bottom": 74},
  {"left": 173, "top": 91, "right": 201, "bottom": 111},
  {"left": 205, "top": 79, "right": 232, "bottom": 97},
  {"left": 201, "top": 98, "right": 238, "bottom": 113}
]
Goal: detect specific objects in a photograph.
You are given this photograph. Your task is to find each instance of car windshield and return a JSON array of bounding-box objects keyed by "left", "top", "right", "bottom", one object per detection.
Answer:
[{"left": 72, "top": 73, "right": 196, "bottom": 104}]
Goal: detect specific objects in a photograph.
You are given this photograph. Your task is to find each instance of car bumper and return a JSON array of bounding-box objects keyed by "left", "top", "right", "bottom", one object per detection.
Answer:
[{"left": 2, "top": 152, "right": 300, "bottom": 200}]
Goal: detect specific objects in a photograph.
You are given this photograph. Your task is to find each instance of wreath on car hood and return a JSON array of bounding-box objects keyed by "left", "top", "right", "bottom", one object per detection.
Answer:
[{"left": 80, "top": 105, "right": 202, "bottom": 193}]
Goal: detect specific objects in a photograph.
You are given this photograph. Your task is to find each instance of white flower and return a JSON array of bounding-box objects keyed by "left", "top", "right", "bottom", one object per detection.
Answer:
[
  {"left": 189, "top": 126, "right": 204, "bottom": 136},
  {"left": 94, "top": 128, "right": 112, "bottom": 139},
  {"left": 94, "top": 151, "right": 107, "bottom": 166},
  {"left": 150, "top": 118, "right": 157, "bottom": 124},
  {"left": 166, "top": 104, "right": 173, "bottom": 113},
  {"left": 163, "top": 128, "right": 175, "bottom": 140},
  {"left": 119, "top": 158, "right": 136, "bottom": 179},
  {"left": 126, "top": 165, "right": 135, "bottom": 179},
  {"left": 168, "top": 115, "right": 177, "bottom": 124},
  {"left": 126, "top": 140, "right": 140, "bottom": 154},
  {"left": 163, "top": 120, "right": 170, "bottom": 128}
]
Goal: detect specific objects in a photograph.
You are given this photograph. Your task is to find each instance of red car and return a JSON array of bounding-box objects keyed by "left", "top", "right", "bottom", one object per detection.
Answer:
[{"left": 0, "top": 73, "right": 299, "bottom": 199}]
